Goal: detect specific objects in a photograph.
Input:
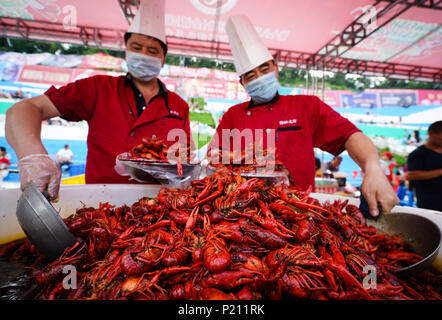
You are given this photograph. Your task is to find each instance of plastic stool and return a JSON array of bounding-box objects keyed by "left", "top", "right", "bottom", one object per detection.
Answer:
[{"left": 396, "top": 186, "right": 407, "bottom": 201}]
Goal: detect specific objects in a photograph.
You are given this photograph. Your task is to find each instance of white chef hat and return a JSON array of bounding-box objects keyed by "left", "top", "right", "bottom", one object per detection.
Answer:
[
  {"left": 225, "top": 14, "right": 273, "bottom": 76},
  {"left": 128, "top": 0, "right": 166, "bottom": 45}
]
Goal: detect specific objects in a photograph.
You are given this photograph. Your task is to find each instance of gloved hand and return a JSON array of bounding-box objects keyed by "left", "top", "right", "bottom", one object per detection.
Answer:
[
  {"left": 114, "top": 152, "right": 130, "bottom": 177},
  {"left": 17, "top": 154, "right": 61, "bottom": 200}
]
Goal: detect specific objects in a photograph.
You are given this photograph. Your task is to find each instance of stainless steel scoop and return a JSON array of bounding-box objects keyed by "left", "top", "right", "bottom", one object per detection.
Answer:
[
  {"left": 15, "top": 182, "right": 76, "bottom": 261},
  {"left": 367, "top": 212, "right": 441, "bottom": 277}
]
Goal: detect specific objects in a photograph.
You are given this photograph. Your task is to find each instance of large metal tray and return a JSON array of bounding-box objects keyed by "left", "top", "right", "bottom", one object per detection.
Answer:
[{"left": 367, "top": 212, "right": 441, "bottom": 276}]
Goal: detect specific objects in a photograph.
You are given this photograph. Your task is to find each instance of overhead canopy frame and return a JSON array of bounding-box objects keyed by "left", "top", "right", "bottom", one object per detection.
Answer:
[{"left": 0, "top": 0, "right": 440, "bottom": 82}]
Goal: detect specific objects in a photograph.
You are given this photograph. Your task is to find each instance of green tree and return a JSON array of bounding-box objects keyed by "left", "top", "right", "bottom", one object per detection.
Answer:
[
  {"left": 0, "top": 38, "right": 63, "bottom": 53},
  {"left": 0, "top": 38, "right": 124, "bottom": 58},
  {"left": 0, "top": 37, "right": 440, "bottom": 90}
]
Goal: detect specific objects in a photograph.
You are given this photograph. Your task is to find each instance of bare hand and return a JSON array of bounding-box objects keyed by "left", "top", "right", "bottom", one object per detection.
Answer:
[{"left": 361, "top": 169, "right": 399, "bottom": 217}]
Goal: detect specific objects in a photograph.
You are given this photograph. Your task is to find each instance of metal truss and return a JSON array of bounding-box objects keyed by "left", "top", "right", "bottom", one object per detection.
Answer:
[
  {"left": 273, "top": 49, "right": 442, "bottom": 83},
  {"left": 315, "top": 0, "right": 422, "bottom": 67},
  {"left": 0, "top": 0, "right": 441, "bottom": 82},
  {"left": 0, "top": 16, "right": 126, "bottom": 51},
  {"left": 311, "top": 0, "right": 442, "bottom": 81},
  {"left": 381, "top": 0, "right": 442, "bottom": 9},
  {"left": 118, "top": 0, "right": 139, "bottom": 23}
]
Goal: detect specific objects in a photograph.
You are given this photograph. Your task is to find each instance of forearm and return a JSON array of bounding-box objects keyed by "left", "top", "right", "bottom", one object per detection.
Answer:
[
  {"left": 5, "top": 100, "right": 47, "bottom": 159},
  {"left": 345, "top": 132, "right": 399, "bottom": 215},
  {"left": 408, "top": 169, "right": 442, "bottom": 181},
  {"left": 344, "top": 132, "right": 381, "bottom": 174}
]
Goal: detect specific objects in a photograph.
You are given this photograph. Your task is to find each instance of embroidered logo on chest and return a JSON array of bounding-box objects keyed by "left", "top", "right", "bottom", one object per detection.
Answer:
[
  {"left": 279, "top": 119, "right": 297, "bottom": 126},
  {"left": 170, "top": 110, "right": 180, "bottom": 117}
]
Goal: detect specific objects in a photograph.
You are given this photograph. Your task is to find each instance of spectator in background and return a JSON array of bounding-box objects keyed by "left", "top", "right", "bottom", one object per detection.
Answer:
[
  {"left": 12, "top": 89, "right": 24, "bottom": 100},
  {"left": 413, "top": 130, "right": 421, "bottom": 144},
  {"left": 0, "top": 146, "right": 11, "bottom": 181},
  {"left": 394, "top": 164, "right": 405, "bottom": 189},
  {"left": 57, "top": 144, "right": 74, "bottom": 173},
  {"left": 381, "top": 151, "right": 396, "bottom": 187},
  {"left": 407, "top": 121, "right": 442, "bottom": 211},
  {"left": 324, "top": 156, "right": 342, "bottom": 173},
  {"left": 315, "top": 157, "right": 321, "bottom": 171},
  {"left": 402, "top": 96, "right": 413, "bottom": 108},
  {"left": 1, "top": 91, "right": 13, "bottom": 99},
  {"left": 315, "top": 156, "right": 321, "bottom": 177},
  {"left": 401, "top": 134, "right": 413, "bottom": 146},
  {"left": 400, "top": 134, "right": 409, "bottom": 146}
]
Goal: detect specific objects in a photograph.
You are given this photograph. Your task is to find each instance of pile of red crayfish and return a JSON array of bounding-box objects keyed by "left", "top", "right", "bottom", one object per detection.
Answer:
[
  {"left": 207, "top": 143, "right": 285, "bottom": 175},
  {"left": 1, "top": 168, "right": 441, "bottom": 300},
  {"left": 122, "top": 137, "right": 194, "bottom": 177}
]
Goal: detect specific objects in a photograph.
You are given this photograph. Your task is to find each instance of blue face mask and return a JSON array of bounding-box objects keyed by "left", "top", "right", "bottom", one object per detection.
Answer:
[
  {"left": 126, "top": 50, "right": 163, "bottom": 82},
  {"left": 243, "top": 71, "right": 280, "bottom": 104}
]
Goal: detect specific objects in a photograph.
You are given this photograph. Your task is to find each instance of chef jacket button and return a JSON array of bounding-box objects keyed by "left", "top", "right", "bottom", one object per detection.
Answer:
[
  {"left": 247, "top": 111, "right": 251, "bottom": 116},
  {"left": 142, "top": 106, "right": 146, "bottom": 110},
  {"left": 129, "top": 131, "right": 134, "bottom": 137},
  {"left": 152, "top": 134, "right": 157, "bottom": 139},
  {"left": 128, "top": 110, "right": 133, "bottom": 114},
  {"left": 270, "top": 108, "right": 273, "bottom": 111}
]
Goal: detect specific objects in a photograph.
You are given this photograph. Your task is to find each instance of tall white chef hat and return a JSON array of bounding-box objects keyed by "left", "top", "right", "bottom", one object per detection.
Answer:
[
  {"left": 225, "top": 14, "right": 273, "bottom": 76},
  {"left": 128, "top": 0, "right": 166, "bottom": 45}
]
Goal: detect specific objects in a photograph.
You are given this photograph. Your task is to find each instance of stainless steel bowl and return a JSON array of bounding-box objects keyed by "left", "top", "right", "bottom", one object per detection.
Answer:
[
  {"left": 367, "top": 212, "right": 441, "bottom": 276},
  {"left": 16, "top": 182, "right": 76, "bottom": 260},
  {"left": 120, "top": 159, "right": 201, "bottom": 185}
]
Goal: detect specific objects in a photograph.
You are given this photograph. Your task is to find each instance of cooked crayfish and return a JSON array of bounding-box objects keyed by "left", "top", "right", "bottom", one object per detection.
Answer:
[{"left": 1, "top": 167, "right": 440, "bottom": 300}]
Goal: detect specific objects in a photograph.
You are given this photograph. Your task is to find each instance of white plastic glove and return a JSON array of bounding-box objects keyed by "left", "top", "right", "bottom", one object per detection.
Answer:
[
  {"left": 114, "top": 152, "right": 130, "bottom": 177},
  {"left": 17, "top": 154, "right": 61, "bottom": 200}
]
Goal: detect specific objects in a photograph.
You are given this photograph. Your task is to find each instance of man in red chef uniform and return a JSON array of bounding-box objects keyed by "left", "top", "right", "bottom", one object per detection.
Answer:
[
  {"left": 5, "top": 0, "right": 192, "bottom": 199},
  {"left": 209, "top": 14, "right": 398, "bottom": 217}
]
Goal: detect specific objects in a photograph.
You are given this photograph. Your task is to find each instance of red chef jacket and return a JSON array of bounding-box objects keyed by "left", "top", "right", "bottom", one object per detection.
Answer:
[
  {"left": 209, "top": 94, "right": 361, "bottom": 190},
  {"left": 45, "top": 75, "right": 192, "bottom": 184}
]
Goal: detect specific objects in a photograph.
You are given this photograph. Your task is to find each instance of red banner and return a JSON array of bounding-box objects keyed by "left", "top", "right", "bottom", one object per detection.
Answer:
[
  {"left": 168, "top": 65, "right": 238, "bottom": 82},
  {"left": 168, "top": 65, "right": 212, "bottom": 79},
  {"left": 159, "top": 77, "right": 247, "bottom": 101},
  {"left": 158, "top": 77, "right": 181, "bottom": 93},
  {"left": 18, "top": 65, "right": 126, "bottom": 85},
  {"left": 79, "top": 52, "right": 124, "bottom": 71},
  {"left": 18, "top": 65, "right": 73, "bottom": 85},
  {"left": 16, "top": 64, "right": 442, "bottom": 107},
  {"left": 71, "top": 69, "right": 125, "bottom": 82},
  {"left": 211, "top": 69, "right": 238, "bottom": 82}
]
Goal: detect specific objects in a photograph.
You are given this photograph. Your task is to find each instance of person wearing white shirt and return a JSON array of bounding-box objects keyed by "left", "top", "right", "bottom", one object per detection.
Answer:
[{"left": 57, "top": 144, "right": 74, "bottom": 173}]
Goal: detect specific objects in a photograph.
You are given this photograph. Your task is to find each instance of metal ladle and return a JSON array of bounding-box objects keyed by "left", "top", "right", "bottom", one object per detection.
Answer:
[{"left": 15, "top": 182, "right": 76, "bottom": 261}]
